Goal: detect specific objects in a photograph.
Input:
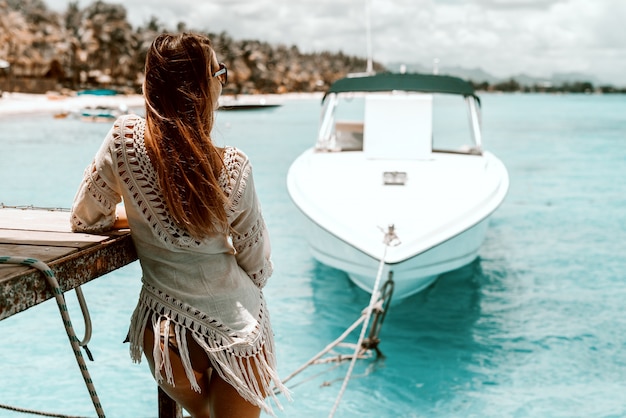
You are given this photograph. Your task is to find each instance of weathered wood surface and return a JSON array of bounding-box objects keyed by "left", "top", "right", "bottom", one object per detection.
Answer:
[{"left": 0, "top": 207, "right": 137, "bottom": 320}]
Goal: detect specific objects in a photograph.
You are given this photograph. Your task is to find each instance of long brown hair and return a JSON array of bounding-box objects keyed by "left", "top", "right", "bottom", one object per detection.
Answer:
[{"left": 143, "top": 33, "right": 228, "bottom": 239}]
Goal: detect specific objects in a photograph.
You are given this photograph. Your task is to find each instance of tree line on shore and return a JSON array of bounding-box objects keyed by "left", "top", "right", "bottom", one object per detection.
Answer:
[
  {"left": 1, "top": 0, "right": 623, "bottom": 95},
  {"left": 472, "top": 79, "right": 625, "bottom": 94}
]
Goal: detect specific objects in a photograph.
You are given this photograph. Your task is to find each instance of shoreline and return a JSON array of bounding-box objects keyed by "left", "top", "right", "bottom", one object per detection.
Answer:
[{"left": 0, "top": 91, "right": 323, "bottom": 118}]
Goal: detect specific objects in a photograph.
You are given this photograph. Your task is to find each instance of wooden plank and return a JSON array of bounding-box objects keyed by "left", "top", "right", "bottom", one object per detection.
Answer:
[
  {"left": 0, "top": 207, "right": 73, "bottom": 232},
  {"left": 0, "top": 243, "right": 78, "bottom": 277},
  {"left": 0, "top": 229, "right": 108, "bottom": 247}
]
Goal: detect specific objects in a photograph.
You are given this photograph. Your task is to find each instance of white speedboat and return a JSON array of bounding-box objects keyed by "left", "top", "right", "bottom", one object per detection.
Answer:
[{"left": 287, "top": 72, "right": 509, "bottom": 300}]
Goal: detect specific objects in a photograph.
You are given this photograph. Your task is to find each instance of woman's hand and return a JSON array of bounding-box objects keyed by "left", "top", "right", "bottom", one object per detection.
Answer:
[{"left": 113, "top": 206, "right": 130, "bottom": 229}]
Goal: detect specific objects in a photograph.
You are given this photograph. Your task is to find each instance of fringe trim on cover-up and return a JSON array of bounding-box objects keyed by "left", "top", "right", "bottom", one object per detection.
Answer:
[{"left": 128, "top": 284, "right": 290, "bottom": 415}]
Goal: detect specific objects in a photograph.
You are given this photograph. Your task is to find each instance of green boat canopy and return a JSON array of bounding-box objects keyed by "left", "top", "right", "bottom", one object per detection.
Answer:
[{"left": 324, "top": 72, "right": 478, "bottom": 101}]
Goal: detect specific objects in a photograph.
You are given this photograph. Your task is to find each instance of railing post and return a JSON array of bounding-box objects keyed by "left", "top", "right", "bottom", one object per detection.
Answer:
[{"left": 158, "top": 387, "right": 182, "bottom": 418}]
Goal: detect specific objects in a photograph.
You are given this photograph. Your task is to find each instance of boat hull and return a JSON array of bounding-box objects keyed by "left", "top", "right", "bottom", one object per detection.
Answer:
[
  {"left": 299, "top": 208, "right": 491, "bottom": 300},
  {"left": 287, "top": 148, "right": 509, "bottom": 301}
]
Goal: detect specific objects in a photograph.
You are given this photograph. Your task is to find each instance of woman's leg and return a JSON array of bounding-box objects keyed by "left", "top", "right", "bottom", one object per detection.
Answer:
[
  {"left": 143, "top": 324, "right": 263, "bottom": 418},
  {"left": 207, "top": 371, "right": 262, "bottom": 418},
  {"left": 143, "top": 325, "right": 213, "bottom": 417}
]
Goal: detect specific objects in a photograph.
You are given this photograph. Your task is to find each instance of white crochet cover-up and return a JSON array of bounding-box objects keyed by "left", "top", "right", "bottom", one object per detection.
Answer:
[{"left": 70, "top": 114, "right": 288, "bottom": 415}]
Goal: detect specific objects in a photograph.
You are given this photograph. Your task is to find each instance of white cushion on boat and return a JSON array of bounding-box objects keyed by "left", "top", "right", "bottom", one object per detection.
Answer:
[{"left": 363, "top": 94, "right": 433, "bottom": 160}]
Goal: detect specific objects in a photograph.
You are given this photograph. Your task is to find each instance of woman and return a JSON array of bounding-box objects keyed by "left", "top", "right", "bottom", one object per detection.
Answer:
[{"left": 70, "top": 33, "right": 288, "bottom": 417}]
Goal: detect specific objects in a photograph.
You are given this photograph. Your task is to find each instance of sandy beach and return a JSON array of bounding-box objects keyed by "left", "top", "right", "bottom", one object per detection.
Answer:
[
  {"left": 0, "top": 92, "right": 145, "bottom": 118},
  {"left": 0, "top": 91, "right": 322, "bottom": 118}
]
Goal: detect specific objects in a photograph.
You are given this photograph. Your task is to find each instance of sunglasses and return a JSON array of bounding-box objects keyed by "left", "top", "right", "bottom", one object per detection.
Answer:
[{"left": 213, "top": 62, "right": 227, "bottom": 86}]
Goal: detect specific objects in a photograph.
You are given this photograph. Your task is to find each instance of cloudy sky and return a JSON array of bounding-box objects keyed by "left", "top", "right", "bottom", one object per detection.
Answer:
[{"left": 46, "top": 0, "right": 626, "bottom": 86}]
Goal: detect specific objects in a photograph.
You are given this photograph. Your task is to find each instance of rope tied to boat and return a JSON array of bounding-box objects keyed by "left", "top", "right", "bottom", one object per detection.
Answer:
[
  {"left": 0, "top": 256, "right": 105, "bottom": 418},
  {"left": 277, "top": 225, "right": 398, "bottom": 417},
  {"left": 328, "top": 224, "right": 399, "bottom": 417}
]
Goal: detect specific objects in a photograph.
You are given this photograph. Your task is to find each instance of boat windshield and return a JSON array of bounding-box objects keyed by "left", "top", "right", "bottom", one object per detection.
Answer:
[
  {"left": 432, "top": 93, "right": 477, "bottom": 153},
  {"left": 317, "top": 92, "right": 480, "bottom": 155}
]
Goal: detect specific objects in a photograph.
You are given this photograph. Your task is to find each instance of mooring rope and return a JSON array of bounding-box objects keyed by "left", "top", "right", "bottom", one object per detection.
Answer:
[
  {"left": 281, "top": 313, "right": 368, "bottom": 386},
  {"left": 328, "top": 227, "right": 396, "bottom": 418},
  {"left": 278, "top": 225, "right": 399, "bottom": 417},
  {"left": 0, "top": 402, "right": 90, "bottom": 418},
  {"left": 0, "top": 256, "right": 105, "bottom": 418}
]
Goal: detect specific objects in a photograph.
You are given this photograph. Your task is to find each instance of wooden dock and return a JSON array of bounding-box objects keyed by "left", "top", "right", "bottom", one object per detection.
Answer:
[
  {"left": 0, "top": 207, "right": 137, "bottom": 320},
  {"left": 0, "top": 207, "right": 183, "bottom": 417}
]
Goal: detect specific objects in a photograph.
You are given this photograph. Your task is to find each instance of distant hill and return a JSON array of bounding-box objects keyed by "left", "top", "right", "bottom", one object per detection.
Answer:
[{"left": 385, "top": 62, "right": 604, "bottom": 87}]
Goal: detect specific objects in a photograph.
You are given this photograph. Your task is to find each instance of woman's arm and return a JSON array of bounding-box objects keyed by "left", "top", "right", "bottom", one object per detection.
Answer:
[
  {"left": 113, "top": 205, "right": 129, "bottom": 229},
  {"left": 71, "top": 119, "right": 123, "bottom": 233},
  {"left": 230, "top": 163, "right": 273, "bottom": 288}
]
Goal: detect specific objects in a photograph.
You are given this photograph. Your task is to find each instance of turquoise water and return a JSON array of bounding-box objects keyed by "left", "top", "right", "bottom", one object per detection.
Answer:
[{"left": 1, "top": 93, "right": 626, "bottom": 417}]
